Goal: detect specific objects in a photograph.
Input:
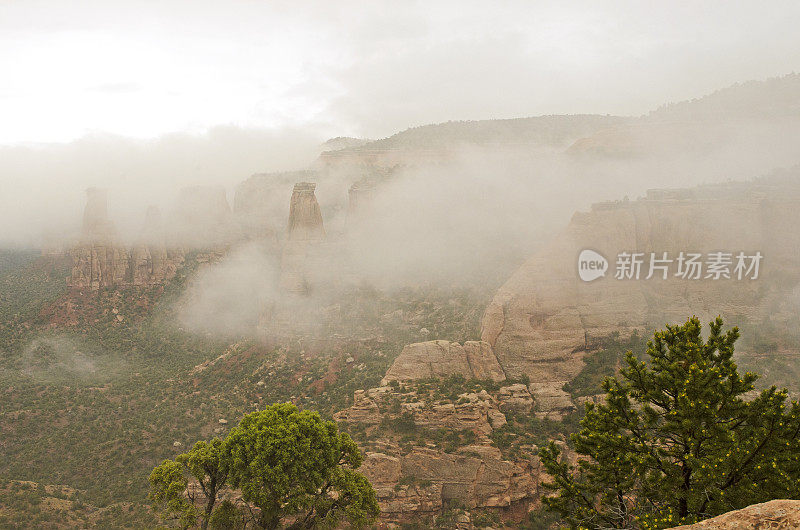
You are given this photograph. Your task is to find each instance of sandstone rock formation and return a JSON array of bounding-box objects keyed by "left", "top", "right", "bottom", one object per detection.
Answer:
[
  {"left": 286, "top": 182, "right": 325, "bottom": 242},
  {"left": 529, "top": 381, "right": 576, "bottom": 420},
  {"left": 482, "top": 174, "right": 800, "bottom": 389},
  {"left": 360, "top": 446, "right": 538, "bottom": 519},
  {"left": 69, "top": 188, "right": 130, "bottom": 290},
  {"left": 335, "top": 385, "right": 505, "bottom": 435},
  {"left": 668, "top": 499, "right": 800, "bottom": 529},
  {"left": 381, "top": 340, "right": 506, "bottom": 385},
  {"left": 280, "top": 182, "right": 326, "bottom": 293},
  {"left": 496, "top": 383, "right": 533, "bottom": 412},
  {"left": 129, "top": 206, "right": 183, "bottom": 286},
  {"left": 69, "top": 191, "right": 182, "bottom": 290},
  {"left": 233, "top": 170, "right": 317, "bottom": 241},
  {"left": 334, "top": 380, "right": 544, "bottom": 524}
]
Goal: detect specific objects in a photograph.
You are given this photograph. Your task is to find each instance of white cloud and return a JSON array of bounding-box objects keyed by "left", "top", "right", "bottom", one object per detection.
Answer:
[{"left": 0, "top": 1, "right": 798, "bottom": 143}]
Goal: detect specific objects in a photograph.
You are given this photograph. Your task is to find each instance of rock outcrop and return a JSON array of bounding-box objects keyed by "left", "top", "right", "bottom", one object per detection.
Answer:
[
  {"left": 381, "top": 340, "right": 506, "bottom": 385},
  {"left": 334, "top": 381, "right": 544, "bottom": 524},
  {"left": 69, "top": 188, "right": 130, "bottom": 290},
  {"left": 332, "top": 332, "right": 580, "bottom": 525},
  {"left": 280, "top": 182, "right": 326, "bottom": 293},
  {"left": 233, "top": 171, "right": 317, "bottom": 241},
  {"left": 360, "top": 447, "right": 539, "bottom": 520},
  {"left": 286, "top": 182, "right": 325, "bottom": 242},
  {"left": 668, "top": 499, "right": 800, "bottom": 529},
  {"left": 69, "top": 191, "right": 182, "bottom": 290},
  {"left": 529, "top": 381, "right": 576, "bottom": 419},
  {"left": 482, "top": 174, "right": 800, "bottom": 389},
  {"left": 129, "top": 206, "right": 183, "bottom": 286},
  {"left": 335, "top": 385, "right": 506, "bottom": 435}
]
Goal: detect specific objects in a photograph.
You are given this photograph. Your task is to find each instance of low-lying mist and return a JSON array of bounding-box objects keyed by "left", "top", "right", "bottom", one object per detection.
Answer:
[
  {"left": 16, "top": 334, "right": 126, "bottom": 382},
  {"left": 175, "top": 115, "right": 800, "bottom": 338},
  {"left": 4, "top": 75, "right": 800, "bottom": 340},
  {"left": 179, "top": 243, "right": 280, "bottom": 338},
  {"left": 0, "top": 125, "right": 324, "bottom": 246}
]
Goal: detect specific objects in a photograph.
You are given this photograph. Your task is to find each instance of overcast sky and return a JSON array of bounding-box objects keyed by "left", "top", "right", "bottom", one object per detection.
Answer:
[{"left": 1, "top": 0, "right": 799, "bottom": 145}]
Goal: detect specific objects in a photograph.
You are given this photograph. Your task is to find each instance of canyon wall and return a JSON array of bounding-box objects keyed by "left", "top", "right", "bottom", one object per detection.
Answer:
[
  {"left": 336, "top": 371, "right": 544, "bottom": 524},
  {"left": 482, "top": 173, "right": 800, "bottom": 387},
  {"left": 68, "top": 188, "right": 130, "bottom": 290},
  {"left": 381, "top": 340, "right": 506, "bottom": 384},
  {"left": 129, "top": 206, "right": 182, "bottom": 287},
  {"left": 69, "top": 189, "right": 183, "bottom": 290}
]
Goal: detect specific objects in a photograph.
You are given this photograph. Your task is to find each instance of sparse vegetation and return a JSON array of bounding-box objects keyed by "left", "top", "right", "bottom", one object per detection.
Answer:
[{"left": 0, "top": 251, "right": 495, "bottom": 527}]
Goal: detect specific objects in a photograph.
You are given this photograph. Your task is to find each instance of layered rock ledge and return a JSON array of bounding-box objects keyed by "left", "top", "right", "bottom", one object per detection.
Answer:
[
  {"left": 482, "top": 175, "right": 800, "bottom": 387},
  {"left": 668, "top": 499, "right": 800, "bottom": 529},
  {"left": 381, "top": 340, "right": 506, "bottom": 385}
]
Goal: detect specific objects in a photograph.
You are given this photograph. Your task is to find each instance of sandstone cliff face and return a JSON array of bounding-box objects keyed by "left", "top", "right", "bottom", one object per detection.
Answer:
[
  {"left": 334, "top": 382, "right": 544, "bottom": 524},
  {"left": 360, "top": 446, "right": 539, "bottom": 520},
  {"left": 482, "top": 176, "right": 800, "bottom": 387},
  {"left": 69, "top": 191, "right": 182, "bottom": 290},
  {"left": 69, "top": 188, "right": 130, "bottom": 290},
  {"left": 381, "top": 340, "right": 506, "bottom": 385},
  {"left": 129, "top": 206, "right": 183, "bottom": 287},
  {"left": 280, "top": 182, "right": 326, "bottom": 293},
  {"left": 286, "top": 182, "right": 325, "bottom": 242},
  {"left": 668, "top": 499, "right": 800, "bottom": 529},
  {"left": 69, "top": 245, "right": 129, "bottom": 290},
  {"left": 335, "top": 385, "right": 510, "bottom": 434},
  {"left": 332, "top": 336, "right": 581, "bottom": 524}
]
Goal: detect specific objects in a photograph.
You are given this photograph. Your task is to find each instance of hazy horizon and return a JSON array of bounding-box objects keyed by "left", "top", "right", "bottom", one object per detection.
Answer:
[
  {"left": 2, "top": 1, "right": 800, "bottom": 250},
  {"left": 2, "top": 1, "right": 800, "bottom": 146}
]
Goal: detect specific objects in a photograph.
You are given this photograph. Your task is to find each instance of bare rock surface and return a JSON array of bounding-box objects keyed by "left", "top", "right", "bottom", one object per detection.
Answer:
[
  {"left": 335, "top": 371, "right": 546, "bottom": 524},
  {"left": 530, "top": 381, "right": 576, "bottom": 420},
  {"left": 358, "top": 444, "right": 537, "bottom": 520},
  {"left": 668, "top": 500, "right": 800, "bottom": 529},
  {"left": 381, "top": 340, "right": 506, "bottom": 385},
  {"left": 280, "top": 182, "right": 326, "bottom": 293},
  {"left": 497, "top": 383, "right": 534, "bottom": 412},
  {"left": 482, "top": 177, "right": 800, "bottom": 384},
  {"left": 69, "top": 190, "right": 183, "bottom": 290}
]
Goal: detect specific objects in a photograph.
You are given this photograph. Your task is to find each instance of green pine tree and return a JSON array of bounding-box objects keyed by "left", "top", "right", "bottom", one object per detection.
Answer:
[{"left": 541, "top": 316, "right": 800, "bottom": 529}]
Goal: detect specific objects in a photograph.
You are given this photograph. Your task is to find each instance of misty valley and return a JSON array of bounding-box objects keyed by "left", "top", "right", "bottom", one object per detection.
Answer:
[{"left": 3, "top": 6, "right": 800, "bottom": 528}]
